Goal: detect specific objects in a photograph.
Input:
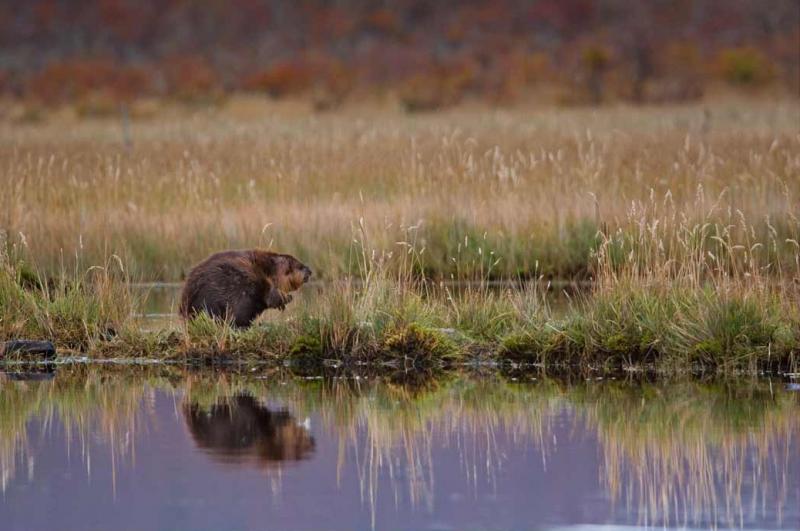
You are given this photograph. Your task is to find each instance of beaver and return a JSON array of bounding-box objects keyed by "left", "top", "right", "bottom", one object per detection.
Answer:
[
  {"left": 179, "top": 249, "right": 312, "bottom": 328},
  {"left": 183, "top": 394, "right": 315, "bottom": 466}
]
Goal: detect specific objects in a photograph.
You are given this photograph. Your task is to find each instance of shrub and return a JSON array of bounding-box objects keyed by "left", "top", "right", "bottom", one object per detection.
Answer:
[
  {"left": 717, "top": 47, "right": 774, "bottom": 86},
  {"left": 243, "top": 61, "right": 312, "bottom": 98},
  {"left": 161, "top": 55, "right": 221, "bottom": 103},
  {"left": 29, "top": 59, "right": 116, "bottom": 105}
]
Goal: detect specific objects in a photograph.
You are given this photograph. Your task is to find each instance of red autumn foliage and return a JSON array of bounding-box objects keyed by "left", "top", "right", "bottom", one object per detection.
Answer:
[
  {"left": 28, "top": 59, "right": 155, "bottom": 105},
  {"left": 242, "top": 61, "right": 312, "bottom": 98},
  {"left": 161, "top": 56, "right": 220, "bottom": 102},
  {"left": 3, "top": 0, "right": 796, "bottom": 106}
]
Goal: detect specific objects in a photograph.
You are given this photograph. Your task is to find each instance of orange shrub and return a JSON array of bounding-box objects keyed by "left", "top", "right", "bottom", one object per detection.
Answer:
[
  {"left": 110, "top": 65, "right": 154, "bottom": 102},
  {"left": 243, "top": 61, "right": 312, "bottom": 98},
  {"left": 28, "top": 59, "right": 117, "bottom": 104},
  {"left": 161, "top": 55, "right": 220, "bottom": 102}
]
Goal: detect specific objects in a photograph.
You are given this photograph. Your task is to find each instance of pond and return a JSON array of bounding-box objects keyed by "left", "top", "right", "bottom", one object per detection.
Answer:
[{"left": 0, "top": 367, "right": 797, "bottom": 531}]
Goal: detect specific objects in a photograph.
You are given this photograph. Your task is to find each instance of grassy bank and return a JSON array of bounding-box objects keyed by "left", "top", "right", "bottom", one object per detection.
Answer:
[
  {"left": 1, "top": 226, "right": 797, "bottom": 373},
  {"left": 1, "top": 100, "right": 799, "bottom": 281}
]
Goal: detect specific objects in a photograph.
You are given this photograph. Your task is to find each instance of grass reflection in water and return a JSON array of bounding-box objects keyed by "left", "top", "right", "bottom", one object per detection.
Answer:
[{"left": 0, "top": 367, "right": 796, "bottom": 528}]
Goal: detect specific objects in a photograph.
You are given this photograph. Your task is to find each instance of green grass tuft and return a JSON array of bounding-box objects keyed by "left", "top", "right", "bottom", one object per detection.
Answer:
[{"left": 381, "top": 323, "right": 460, "bottom": 366}]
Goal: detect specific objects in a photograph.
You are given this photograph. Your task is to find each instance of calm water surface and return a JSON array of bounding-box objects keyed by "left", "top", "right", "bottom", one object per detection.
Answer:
[{"left": 0, "top": 368, "right": 797, "bottom": 531}]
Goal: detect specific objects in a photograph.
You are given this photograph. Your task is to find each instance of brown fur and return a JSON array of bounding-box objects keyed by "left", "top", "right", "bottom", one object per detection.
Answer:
[
  {"left": 179, "top": 249, "right": 312, "bottom": 328},
  {"left": 183, "top": 394, "right": 315, "bottom": 466}
]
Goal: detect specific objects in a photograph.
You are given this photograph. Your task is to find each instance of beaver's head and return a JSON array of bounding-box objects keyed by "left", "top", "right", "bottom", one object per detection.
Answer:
[{"left": 273, "top": 253, "right": 312, "bottom": 292}]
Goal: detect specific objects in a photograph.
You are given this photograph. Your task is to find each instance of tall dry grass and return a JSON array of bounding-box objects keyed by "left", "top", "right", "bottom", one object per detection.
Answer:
[{"left": 1, "top": 99, "right": 798, "bottom": 281}]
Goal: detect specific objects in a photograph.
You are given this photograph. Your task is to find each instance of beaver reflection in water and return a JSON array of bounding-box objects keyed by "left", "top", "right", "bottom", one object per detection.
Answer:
[{"left": 183, "top": 394, "right": 315, "bottom": 466}]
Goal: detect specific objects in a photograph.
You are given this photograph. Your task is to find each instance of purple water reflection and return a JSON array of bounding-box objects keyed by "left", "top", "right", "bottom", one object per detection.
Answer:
[{"left": 0, "top": 377, "right": 797, "bottom": 531}]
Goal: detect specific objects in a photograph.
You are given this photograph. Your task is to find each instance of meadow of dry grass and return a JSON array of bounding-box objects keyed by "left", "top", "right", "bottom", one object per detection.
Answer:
[
  {"left": 1, "top": 98, "right": 798, "bottom": 368},
  {"left": 2, "top": 97, "right": 798, "bottom": 281}
]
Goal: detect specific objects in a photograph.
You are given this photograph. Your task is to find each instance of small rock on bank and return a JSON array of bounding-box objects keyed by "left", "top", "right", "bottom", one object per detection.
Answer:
[{"left": 1, "top": 340, "right": 57, "bottom": 360}]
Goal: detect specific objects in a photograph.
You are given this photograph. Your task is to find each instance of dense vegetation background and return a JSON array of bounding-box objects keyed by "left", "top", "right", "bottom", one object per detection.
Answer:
[{"left": 1, "top": 0, "right": 798, "bottom": 109}]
